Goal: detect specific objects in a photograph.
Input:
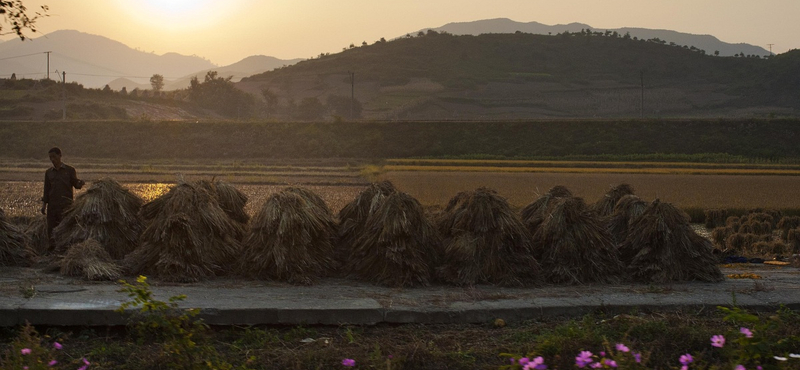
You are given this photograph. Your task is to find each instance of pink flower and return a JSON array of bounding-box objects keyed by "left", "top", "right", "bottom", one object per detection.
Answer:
[
  {"left": 740, "top": 327, "right": 753, "bottom": 338},
  {"left": 590, "top": 363, "right": 602, "bottom": 369},
  {"left": 711, "top": 334, "right": 726, "bottom": 348},
  {"left": 604, "top": 359, "right": 618, "bottom": 368},
  {"left": 23, "top": 367, "right": 29, "bottom": 370},
  {"left": 78, "top": 367, "right": 87, "bottom": 370},
  {"left": 48, "top": 360, "right": 58, "bottom": 366},
  {"left": 600, "top": 351, "right": 606, "bottom": 357},
  {"left": 615, "top": 343, "right": 630, "bottom": 353},
  {"left": 341, "top": 358, "right": 355, "bottom": 367},
  {"left": 575, "top": 351, "right": 594, "bottom": 368},
  {"left": 735, "top": 365, "right": 746, "bottom": 370},
  {"left": 680, "top": 353, "right": 693, "bottom": 366},
  {"left": 20, "top": 348, "right": 31, "bottom": 355},
  {"left": 53, "top": 342, "right": 63, "bottom": 350},
  {"left": 524, "top": 356, "right": 547, "bottom": 370},
  {"left": 680, "top": 366, "right": 688, "bottom": 370},
  {"left": 82, "top": 358, "right": 91, "bottom": 365},
  {"left": 519, "top": 357, "right": 530, "bottom": 365},
  {"left": 633, "top": 352, "right": 642, "bottom": 363}
]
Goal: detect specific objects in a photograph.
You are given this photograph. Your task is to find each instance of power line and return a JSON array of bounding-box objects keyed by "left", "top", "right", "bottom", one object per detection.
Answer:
[{"left": 0, "top": 52, "right": 49, "bottom": 61}]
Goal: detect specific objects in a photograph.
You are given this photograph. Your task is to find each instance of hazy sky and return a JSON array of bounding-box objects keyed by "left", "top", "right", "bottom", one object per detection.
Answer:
[{"left": 4, "top": 0, "right": 798, "bottom": 65}]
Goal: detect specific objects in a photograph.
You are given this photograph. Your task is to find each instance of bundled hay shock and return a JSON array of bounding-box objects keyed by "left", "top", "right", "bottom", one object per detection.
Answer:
[
  {"left": 195, "top": 179, "right": 250, "bottom": 225},
  {"left": 53, "top": 178, "right": 144, "bottom": 260},
  {"left": 711, "top": 226, "right": 735, "bottom": 249},
  {"left": 437, "top": 188, "right": 540, "bottom": 287},
  {"left": 592, "top": 183, "right": 635, "bottom": 218},
  {"left": 0, "top": 208, "right": 35, "bottom": 266},
  {"left": 59, "top": 238, "right": 122, "bottom": 281},
  {"left": 521, "top": 185, "right": 574, "bottom": 236},
  {"left": 533, "top": 197, "right": 624, "bottom": 284},
  {"left": 346, "top": 191, "right": 441, "bottom": 287},
  {"left": 23, "top": 215, "right": 49, "bottom": 256},
  {"left": 777, "top": 216, "right": 800, "bottom": 241},
  {"left": 704, "top": 209, "right": 728, "bottom": 229},
  {"left": 337, "top": 181, "right": 397, "bottom": 261},
  {"left": 239, "top": 187, "right": 338, "bottom": 285},
  {"left": 619, "top": 199, "right": 723, "bottom": 283},
  {"left": 607, "top": 194, "right": 648, "bottom": 245},
  {"left": 125, "top": 181, "right": 244, "bottom": 282},
  {"left": 787, "top": 228, "right": 800, "bottom": 254}
]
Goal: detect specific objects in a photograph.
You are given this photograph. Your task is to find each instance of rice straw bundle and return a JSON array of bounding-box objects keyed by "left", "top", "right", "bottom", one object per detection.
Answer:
[
  {"left": 53, "top": 178, "right": 143, "bottom": 259},
  {"left": 704, "top": 209, "right": 728, "bottom": 229},
  {"left": 787, "top": 228, "right": 800, "bottom": 254},
  {"left": 125, "top": 181, "right": 243, "bottom": 282},
  {"left": 520, "top": 185, "right": 574, "bottom": 236},
  {"left": 347, "top": 191, "right": 441, "bottom": 287},
  {"left": 195, "top": 179, "right": 250, "bottom": 225},
  {"left": 619, "top": 199, "right": 723, "bottom": 283},
  {"left": 22, "top": 215, "right": 49, "bottom": 256},
  {"left": 0, "top": 208, "right": 35, "bottom": 266},
  {"left": 60, "top": 238, "right": 122, "bottom": 280},
  {"left": 337, "top": 181, "right": 397, "bottom": 258},
  {"left": 777, "top": 216, "right": 800, "bottom": 241},
  {"left": 437, "top": 188, "right": 540, "bottom": 287},
  {"left": 239, "top": 187, "right": 338, "bottom": 284},
  {"left": 607, "top": 194, "right": 648, "bottom": 245},
  {"left": 710, "top": 227, "right": 735, "bottom": 249},
  {"left": 592, "top": 184, "right": 635, "bottom": 218},
  {"left": 533, "top": 197, "right": 624, "bottom": 284}
]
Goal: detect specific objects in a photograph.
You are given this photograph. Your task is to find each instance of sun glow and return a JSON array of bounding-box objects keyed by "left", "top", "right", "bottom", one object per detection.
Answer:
[{"left": 113, "top": 0, "right": 237, "bottom": 31}]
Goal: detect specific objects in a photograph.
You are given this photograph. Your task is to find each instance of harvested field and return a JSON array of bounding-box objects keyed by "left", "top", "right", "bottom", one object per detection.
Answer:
[
  {"left": 379, "top": 171, "right": 800, "bottom": 211},
  {"left": 0, "top": 181, "right": 363, "bottom": 219}
]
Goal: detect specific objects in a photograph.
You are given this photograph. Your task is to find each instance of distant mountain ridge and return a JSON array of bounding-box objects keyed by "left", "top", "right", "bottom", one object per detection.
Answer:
[
  {"left": 0, "top": 30, "right": 301, "bottom": 89},
  {"left": 422, "top": 18, "right": 770, "bottom": 57}
]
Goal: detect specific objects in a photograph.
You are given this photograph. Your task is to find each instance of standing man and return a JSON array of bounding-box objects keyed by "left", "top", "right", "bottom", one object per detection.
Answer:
[{"left": 41, "top": 147, "right": 85, "bottom": 251}]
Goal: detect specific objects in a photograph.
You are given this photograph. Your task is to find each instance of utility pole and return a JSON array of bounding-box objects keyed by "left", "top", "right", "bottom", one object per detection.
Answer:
[
  {"left": 45, "top": 51, "right": 51, "bottom": 80},
  {"left": 767, "top": 43, "right": 774, "bottom": 56},
  {"left": 640, "top": 70, "right": 644, "bottom": 119},
  {"left": 61, "top": 71, "right": 66, "bottom": 120},
  {"left": 348, "top": 71, "right": 355, "bottom": 119}
]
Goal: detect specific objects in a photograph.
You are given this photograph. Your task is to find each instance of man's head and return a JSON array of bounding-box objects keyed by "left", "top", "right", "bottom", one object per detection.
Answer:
[{"left": 48, "top": 147, "right": 62, "bottom": 168}]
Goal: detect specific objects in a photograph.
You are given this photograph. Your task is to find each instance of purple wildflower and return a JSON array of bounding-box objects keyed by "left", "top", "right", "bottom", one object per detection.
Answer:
[
  {"left": 740, "top": 327, "right": 753, "bottom": 338},
  {"left": 519, "top": 357, "right": 530, "bottom": 366},
  {"left": 604, "top": 359, "right": 618, "bottom": 368},
  {"left": 680, "top": 353, "right": 693, "bottom": 366},
  {"left": 633, "top": 352, "right": 642, "bottom": 363},
  {"left": 711, "top": 334, "right": 725, "bottom": 348},
  {"left": 735, "top": 365, "right": 746, "bottom": 370},
  {"left": 575, "top": 351, "right": 594, "bottom": 368},
  {"left": 615, "top": 343, "right": 630, "bottom": 353},
  {"left": 53, "top": 342, "right": 63, "bottom": 350},
  {"left": 342, "top": 358, "right": 356, "bottom": 367},
  {"left": 590, "top": 363, "right": 602, "bottom": 369},
  {"left": 21, "top": 348, "right": 31, "bottom": 355},
  {"left": 48, "top": 360, "right": 58, "bottom": 366}
]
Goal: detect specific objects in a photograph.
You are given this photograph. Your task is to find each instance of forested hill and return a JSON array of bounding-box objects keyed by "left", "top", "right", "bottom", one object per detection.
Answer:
[{"left": 240, "top": 31, "right": 800, "bottom": 120}]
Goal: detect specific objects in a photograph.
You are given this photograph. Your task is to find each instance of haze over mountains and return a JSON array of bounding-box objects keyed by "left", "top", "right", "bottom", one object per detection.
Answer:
[
  {"left": 422, "top": 19, "right": 771, "bottom": 57},
  {"left": 0, "top": 20, "right": 774, "bottom": 91},
  {"left": 0, "top": 30, "right": 301, "bottom": 89}
]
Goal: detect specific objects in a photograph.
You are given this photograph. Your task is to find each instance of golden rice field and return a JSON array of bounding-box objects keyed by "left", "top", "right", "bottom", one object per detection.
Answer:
[
  {"left": 378, "top": 171, "right": 800, "bottom": 211},
  {"left": 3, "top": 157, "right": 800, "bottom": 218}
]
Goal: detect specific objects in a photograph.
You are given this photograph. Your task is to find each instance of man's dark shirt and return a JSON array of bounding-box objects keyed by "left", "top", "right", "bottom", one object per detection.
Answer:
[{"left": 43, "top": 164, "right": 81, "bottom": 210}]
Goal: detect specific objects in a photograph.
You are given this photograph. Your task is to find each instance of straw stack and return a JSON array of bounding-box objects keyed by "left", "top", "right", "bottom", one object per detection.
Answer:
[
  {"left": 0, "top": 208, "right": 35, "bottom": 266},
  {"left": 240, "top": 187, "right": 338, "bottom": 284},
  {"left": 619, "top": 199, "right": 723, "bottom": 283},
  {"left": 437, "top": 188, "right": 540, "bottom": 287},
  {"left": 53, "top": 178, "right": 143, "bottom": 259},
  {"left": 125, "top": 181, "right": 243, "bottom": 282},
  {"left": 59, "top": 238, "right": 122, "bottom": 280},
  {"left": 346, "top": 191, "right": 441, "bottom": 287}
]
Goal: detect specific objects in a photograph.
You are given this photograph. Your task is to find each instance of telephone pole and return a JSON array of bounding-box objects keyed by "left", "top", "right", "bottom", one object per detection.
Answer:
[
  {"left": 61, "top": 71, "right": 66, "bottom": 120},
  {"left": 767, "top": 43, "right": 774, "bottom": 56},
  {"left": 640, "top": 70, "right": 644, "bottom": 119},
  {"left": 45, "top": 51, "right": 51, "bottom": 80},
  {"left": 348, "top": 71, "right": 355, "bottom": 119}
]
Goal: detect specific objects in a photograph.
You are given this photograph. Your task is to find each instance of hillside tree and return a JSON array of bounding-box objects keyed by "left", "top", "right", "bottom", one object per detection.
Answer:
[
  {"left": 150, "top": 74, "right": 164, "bottom": 93},
  {"left": 189, "top": 71, "right": 256, "bottom": 118},
  {"left": 1, "top": 1, "right": 48, "bottom": 39}
]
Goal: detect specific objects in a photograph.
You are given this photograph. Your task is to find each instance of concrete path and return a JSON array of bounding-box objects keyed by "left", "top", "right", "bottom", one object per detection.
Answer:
[{"left": 1, "top": 264, "right": 798, "bottom": 326}]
